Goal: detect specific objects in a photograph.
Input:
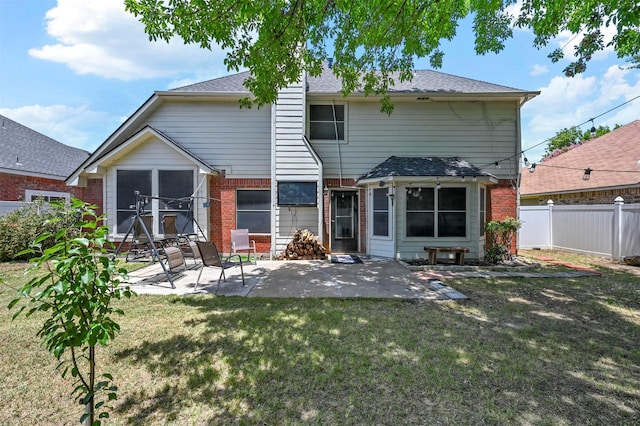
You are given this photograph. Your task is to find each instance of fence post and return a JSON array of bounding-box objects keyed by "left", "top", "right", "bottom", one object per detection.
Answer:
[
  {"left": 547, "top": 199, "right": 554, "bottom": 249},
  {"left": 612, "top": 196, "right": 624, "bottom": 260}
]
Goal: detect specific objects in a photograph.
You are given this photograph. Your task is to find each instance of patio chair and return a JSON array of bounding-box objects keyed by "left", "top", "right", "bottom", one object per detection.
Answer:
[
  {"left": 231, "top": 229, "right": 257, "bottom": 264},
  {"left": 161, "top": 214, "right": 200, "bottom": 265},
  {"left": 160, "top": 214, "right": 179, "bottom": 245},
  {"left": 194, "top": 241, "right": 245, "bottom": 293},
  {"left": 126, "top": 215, "right": 158, "bottom": 261}
]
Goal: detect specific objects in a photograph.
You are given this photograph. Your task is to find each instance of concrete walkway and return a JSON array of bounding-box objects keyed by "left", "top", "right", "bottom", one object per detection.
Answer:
[{"left": 123, "top": 256, "right": 601, "bottom": 300}]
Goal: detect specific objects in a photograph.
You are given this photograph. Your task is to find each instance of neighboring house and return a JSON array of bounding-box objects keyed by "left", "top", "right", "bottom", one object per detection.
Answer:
[
  {"left": 520, "top": 120, "right": 640, "bottom": 206},
  {"left": 0, "top": 114, "right": 98, "bottom": 214},
  {"left": 67, "top": 65, "right": 538, "bottom": 260}
]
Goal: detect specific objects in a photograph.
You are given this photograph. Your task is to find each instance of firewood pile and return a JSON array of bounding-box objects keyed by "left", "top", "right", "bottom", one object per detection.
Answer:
[{"left": 277, "top": 229, "right": 327, "bottom": 260}]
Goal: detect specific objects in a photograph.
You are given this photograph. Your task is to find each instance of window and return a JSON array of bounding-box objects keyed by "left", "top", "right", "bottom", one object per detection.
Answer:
[
  {"left": 406, "top": 188, "right": 435, "bottom": 237},
  {"left": 159, "top": 170, "right": 194, "bottom": 233},
  {"left": 309, "top": 104, "right": 344, "bottom": 140},
  {"left": 479, "top": 188, "right": 486, "bottom": 236},
  {"left": 116, "top": 170, "right": 151, "bottom": 233},
  {"left": 438, "top": 188, "right": 466, "bottom": 237},
  {"left": 237, "top": 190, "right": 271, "bottom": 233},
  {"left": 372, "top": 188, "right": 389, "bottom": 237},
  {"left": 406, "top": 187, "right": 466, "bottom": 237},
  {"left": 116, "top": 169, "right": 194, "bottom": 234},
  {"left": 277, "top": 181, "right": 317, "bottom": 206},
  {"left": 25, "top": 190, "right": 70, "bottom": 203}
]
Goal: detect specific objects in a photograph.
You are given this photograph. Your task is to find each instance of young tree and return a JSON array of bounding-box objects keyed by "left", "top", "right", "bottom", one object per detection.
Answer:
[
  {"left": 124, "top": 0, "right": 639, "bottom": 112},
  {"left": 8, "top": 199, "right": 135, "bottom": 425}
]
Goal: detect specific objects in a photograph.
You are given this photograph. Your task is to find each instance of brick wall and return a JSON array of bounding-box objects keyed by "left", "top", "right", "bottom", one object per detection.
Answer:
[
  {"left": 209, "top": 175, "right": 271, "bottom": 254},
  {"left": 528, "top": 186, "right": 640, "bottom": 205},
  {"left": 487, "top": 180, "right": 518, "bottom": 251},
  {"left": 0, "top": 172, "right": 103, "bottom": 213}
]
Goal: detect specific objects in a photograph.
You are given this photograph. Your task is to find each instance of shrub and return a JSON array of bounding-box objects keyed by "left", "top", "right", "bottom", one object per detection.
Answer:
[
  {"left": 0, "top": 200, "right": 79, "bottom": 261},
  {"left": 485, "top": 216, "right": 522, "bottom": 264}
]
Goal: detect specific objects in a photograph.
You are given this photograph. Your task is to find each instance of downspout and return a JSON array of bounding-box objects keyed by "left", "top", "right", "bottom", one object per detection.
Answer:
[
  {"left": 332, "top": 100, "right": 343, "bottom": 187},
  {"left": 270, "top": 103, "right": 277, "bottom": 259},
  {"left": 515, "top": 100, "right": 523, "bottom": 253}
]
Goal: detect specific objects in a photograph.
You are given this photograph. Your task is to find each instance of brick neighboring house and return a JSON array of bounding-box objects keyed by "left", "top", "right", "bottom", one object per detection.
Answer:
[
  {"left": 67, "top": 65, "right": 538, "bottom": 261},
  {"left": 520, "top": 120, "right": 640, "bottom": 206},
  {"left": 0, "top": 114, "right": 100, "bottom": 212}
]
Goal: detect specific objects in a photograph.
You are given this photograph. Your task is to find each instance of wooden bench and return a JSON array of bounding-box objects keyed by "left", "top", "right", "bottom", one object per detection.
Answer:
[{"left": 424, "top": 246, "right": 469, "bottom": 265}]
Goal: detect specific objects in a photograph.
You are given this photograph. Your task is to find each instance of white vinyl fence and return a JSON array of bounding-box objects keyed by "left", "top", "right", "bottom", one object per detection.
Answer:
[
  {"left": 518, "top": 197, "right": 640, "bottom": 260},
  {"left": 0, "top": 201, "right": 29, "bottom": 216}
]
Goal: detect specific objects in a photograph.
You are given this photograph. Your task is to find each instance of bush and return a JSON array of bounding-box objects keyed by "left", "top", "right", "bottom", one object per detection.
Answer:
[
  {"left": 0, "top": 200, "right": 79, "bottom": 261},
  {"left": 485, "top": 216, "right": 522, "bottom": 264}
]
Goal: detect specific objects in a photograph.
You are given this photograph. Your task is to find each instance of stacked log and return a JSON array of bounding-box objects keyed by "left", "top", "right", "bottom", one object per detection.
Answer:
[{"left": 277, "top": 229, "right": 327, "bottom": 260}]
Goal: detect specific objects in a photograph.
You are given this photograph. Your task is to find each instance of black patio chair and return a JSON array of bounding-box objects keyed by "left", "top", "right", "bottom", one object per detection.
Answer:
[{"left": 194, "top": 241, "right": 245, "bottom": 293}]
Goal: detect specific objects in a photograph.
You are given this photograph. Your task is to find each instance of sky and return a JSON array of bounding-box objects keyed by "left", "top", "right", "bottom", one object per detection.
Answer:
[{"left": 0, "top": 0, "right": 638, "bottom": 164}]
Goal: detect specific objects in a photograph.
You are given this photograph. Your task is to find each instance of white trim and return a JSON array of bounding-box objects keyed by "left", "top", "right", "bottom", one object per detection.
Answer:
[{"left": 25, "top": 189, "right": 70, "bottom": 202}]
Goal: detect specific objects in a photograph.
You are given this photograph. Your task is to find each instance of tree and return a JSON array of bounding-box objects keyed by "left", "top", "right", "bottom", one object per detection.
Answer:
[
  {"left": 544, "top": 125, "right": 612, "bottom": 157},
  {"left": 124, "top": 0, "right": 640, "bottom": 112},
  {"left": 8, "top": 199, "right": 134, "bottom": 425}
]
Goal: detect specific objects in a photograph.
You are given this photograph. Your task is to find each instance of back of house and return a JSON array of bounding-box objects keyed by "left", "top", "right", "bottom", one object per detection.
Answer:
[{"left": 67, "top": 65, "right": 538, "bottom": 261}]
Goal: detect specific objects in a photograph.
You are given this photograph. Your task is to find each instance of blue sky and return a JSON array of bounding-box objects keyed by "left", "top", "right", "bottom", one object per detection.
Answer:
[{"left": 1, "top": 0, "right": 638, "bottom": 163}]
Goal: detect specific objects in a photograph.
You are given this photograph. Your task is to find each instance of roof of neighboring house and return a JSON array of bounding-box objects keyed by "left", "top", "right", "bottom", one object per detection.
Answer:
[
  {"left": 358, "top": 156, "right": 495, "bottom": 182},
  {"left": 172, "top": 64, "right": 534, "bottom": 96},
  {"left": 520, "top": 120, "right": 640, "bottom": 197},
  {"left": 0, "top": 114, "right": 90, "bottom": 179}
]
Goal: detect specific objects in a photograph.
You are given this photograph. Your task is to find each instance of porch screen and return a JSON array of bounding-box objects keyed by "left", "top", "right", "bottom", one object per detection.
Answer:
[
  {"left": 159, "top": 170, "right": 194, "bottom": 233},
  {"left": 116, "top": 170, "right": 151, "bottom": 233}
]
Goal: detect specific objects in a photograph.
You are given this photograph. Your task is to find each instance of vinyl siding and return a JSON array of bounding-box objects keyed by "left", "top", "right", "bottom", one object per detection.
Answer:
[
  {"left": 143, "top": 101, "right": 272, "bottom": 178},
  {"left": 273, "top": 82, "right": 322, "bottom": 253},
  {"left": 309, "top": 101, "right": 520, "bottom": 180}
]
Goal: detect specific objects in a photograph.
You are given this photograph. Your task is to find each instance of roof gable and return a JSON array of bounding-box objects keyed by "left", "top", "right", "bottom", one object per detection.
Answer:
[
  {"left": 521, "top": 120, "right": 640, "bottom": 196},
  {"left": 0, "top": 114, "right": 89, "bottom": 179},
  {"left": 93, "top": 126, "right": 218, "bottom": 174}
]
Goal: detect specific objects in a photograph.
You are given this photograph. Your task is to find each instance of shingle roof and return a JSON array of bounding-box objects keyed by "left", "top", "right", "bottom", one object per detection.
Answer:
[
  {"left": 358, "top": 156, "right": 493, "bottom": 181},
  {"left": 171, "top": 71, "right": 253, "bottom": 93},
  {"left": 0, "top": 114, "right": 90, "bottom": 178},
  {"left": 520, "top": 120, "right": 640, "bottom": 196},
  {"left": 171, "top": 64, "right": 531, "bottom": 95},
  {"left": 307, "top": 65, "right": 527, "bottom": 94}
]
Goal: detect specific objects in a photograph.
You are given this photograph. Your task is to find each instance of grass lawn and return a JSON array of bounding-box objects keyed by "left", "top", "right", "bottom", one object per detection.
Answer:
[{"left": 1, "top": 251, "right": 639, "bottom": 425}]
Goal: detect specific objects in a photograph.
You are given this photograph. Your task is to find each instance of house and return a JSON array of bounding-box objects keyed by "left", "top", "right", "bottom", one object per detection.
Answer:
[
  {"left": 0, "top": 114, "right": 97, "bottom": 214},
  {"left": 520, "top": 120, "right": 640, "bottom": 206},
  {"left": 66, "top": 65, "right": 538, "bottom": 261}
]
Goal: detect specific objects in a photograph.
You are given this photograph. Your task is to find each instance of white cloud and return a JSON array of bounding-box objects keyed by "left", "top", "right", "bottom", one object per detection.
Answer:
[
  {"left": 520, "top": 65, "right": 640, "bottom": 162},
  {"left": 530, "top": 64, "right": 548, "bottom": 76},
  {"left": 0, "top": 104, "right": 118, "bottom": 151},
  {"left": 29, "top": 0, "right": 228, "bottom": 81}
]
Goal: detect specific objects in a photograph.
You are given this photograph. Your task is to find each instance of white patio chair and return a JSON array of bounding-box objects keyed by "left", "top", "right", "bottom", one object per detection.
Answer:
[{"left": 231, "top": 229, "right": 257, "bottom": 264}]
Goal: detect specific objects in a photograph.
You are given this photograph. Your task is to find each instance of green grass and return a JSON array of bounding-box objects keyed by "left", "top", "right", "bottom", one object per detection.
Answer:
[{"left": 1, "top": 252, "right": 639, "bottom": 425}]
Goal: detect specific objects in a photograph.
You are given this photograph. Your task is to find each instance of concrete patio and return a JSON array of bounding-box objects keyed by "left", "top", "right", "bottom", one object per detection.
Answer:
[{"left": 122, "top": 256, "right": 468, "bottom": 300}]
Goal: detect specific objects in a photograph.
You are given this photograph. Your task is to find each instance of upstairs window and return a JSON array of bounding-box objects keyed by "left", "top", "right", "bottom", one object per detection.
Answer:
[{"left": 309, "top": 104, "right": 344, "bottom": 140}]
